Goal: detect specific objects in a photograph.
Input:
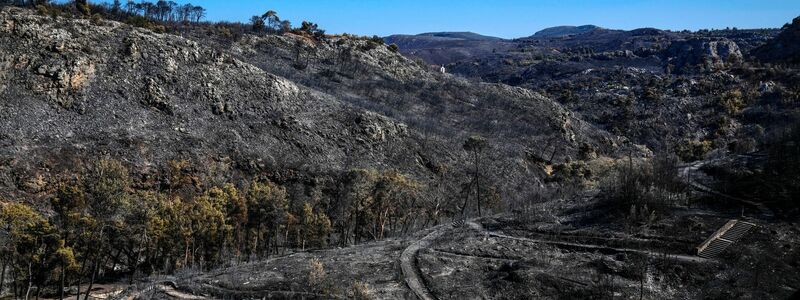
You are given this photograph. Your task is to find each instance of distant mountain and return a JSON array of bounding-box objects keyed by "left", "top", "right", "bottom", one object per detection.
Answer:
[
  {"left": 413, "top": 31, "right": 504, "bottom": 41},
  {"left": 386, "top": 31, "right": 503, "bottom": 42},
  {"left": 532, "top": 25, "right": 602, "bottom": 38},
  {"left": 384, "top": 32, "right": 513, "bottom": 65}
]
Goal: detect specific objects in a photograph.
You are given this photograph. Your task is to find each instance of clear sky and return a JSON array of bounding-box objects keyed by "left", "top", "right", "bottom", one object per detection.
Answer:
[{"left": 107, "top": 0, "right": 800, "bottom": 38}]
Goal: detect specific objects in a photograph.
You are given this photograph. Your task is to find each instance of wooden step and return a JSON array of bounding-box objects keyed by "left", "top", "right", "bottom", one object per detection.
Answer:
[
  {"left": 720, "top": 222, "right": 754, "bottom": 242},
  {"left": 698, "top": 239, "right": 733, "bottom": 258},
  {"left": 696, "top": 219, "right": 756, "bottom": 258}
]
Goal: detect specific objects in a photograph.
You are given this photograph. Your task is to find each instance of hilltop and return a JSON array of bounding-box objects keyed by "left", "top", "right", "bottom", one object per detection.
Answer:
[
  {"left": 384, "top": 32, "right": 514, "bottom": 65},
  {"left": 392, "top": 31, "right": 503, "bottom": 41},
  {"left": 531, "top": 25, "right": 603, "bottom": 37}
]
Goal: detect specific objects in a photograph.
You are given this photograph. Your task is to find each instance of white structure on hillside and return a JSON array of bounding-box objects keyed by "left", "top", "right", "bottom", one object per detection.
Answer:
[{"left": 439, "top": 65, "right": 446, "bottom": 74}]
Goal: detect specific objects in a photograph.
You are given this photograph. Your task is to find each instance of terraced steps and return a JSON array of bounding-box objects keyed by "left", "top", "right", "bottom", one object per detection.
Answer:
[{"left": 696, "top": 220, "right": 756, "bottom": 258}]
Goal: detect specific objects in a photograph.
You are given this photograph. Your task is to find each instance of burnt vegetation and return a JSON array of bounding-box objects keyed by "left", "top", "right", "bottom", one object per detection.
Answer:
[{"left": 0, "top": 2, "right": 798, "bottom": 299}]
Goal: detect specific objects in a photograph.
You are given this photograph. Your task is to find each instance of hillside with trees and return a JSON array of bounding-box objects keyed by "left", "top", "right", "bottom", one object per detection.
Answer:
[{"left": 0, "top": 2, "right": 798, "bottom": 299}]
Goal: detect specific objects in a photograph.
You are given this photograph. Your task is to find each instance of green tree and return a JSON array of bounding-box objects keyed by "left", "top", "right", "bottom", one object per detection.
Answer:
[
  {"left": 279, "top": 20, "right": 292, "bottom": 33},
  {"left": 50, "top": 183, "right": 87, "bottom": 299},
  {"left": 262, "top": 10, "right": 279, "bottom": 32},
  {"left": 0, "top": 203, "right": 58, "bottom": 300},
  {"left": 299, "top": 203, "right": 331, "bottom": 249},
  {"left": 149, "top": 194, "right": 188, "bottom": 272},
  {"left": 339, "top": 169, "right": 378, "bottom": 245},
  {"left": 80, "top": 159, "right": 131, "bottom": 300},
  {"left": 336, "top": 169, "right": 420, "bottom": 244},
  {"left": 188, "top": 193, "right": 228, "bottom": 267},
  {"left": 299, "top": 21, "right": 324, "bottom": 38},
  {"left": 246, "top": 180, "right": 288, "bottom": 256},
  {"left": 250, "top": 15, "right": 265, "bottom": 32},
  {"left": 53, "top": 241, "right": 79, "bottom": 300},
  {"left": 119, "top": 191, "right": 156, "bottom": 282},
  {"left": 208, "top": 184, "right": 247, "bottom": 258},
  {"left": 75, "top": 0, "right": 90, "bottom": 16},
  {"left": 372, "top": 172, "right": 418, "bottom": 239}
]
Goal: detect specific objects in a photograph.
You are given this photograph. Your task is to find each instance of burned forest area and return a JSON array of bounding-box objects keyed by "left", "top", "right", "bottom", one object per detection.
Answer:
[{"left": 0, "top": 1, "right": 799, "bottom": 299}]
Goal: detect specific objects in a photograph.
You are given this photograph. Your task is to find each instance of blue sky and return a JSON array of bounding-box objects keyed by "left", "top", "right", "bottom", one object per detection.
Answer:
[{"left": 107, "top": 0, "right": 800, "bottom": 38}]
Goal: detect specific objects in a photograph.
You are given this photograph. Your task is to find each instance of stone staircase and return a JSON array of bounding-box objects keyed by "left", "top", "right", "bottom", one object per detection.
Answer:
[{"left": 696, "top": 219, "right": 757, "bottom": 258}]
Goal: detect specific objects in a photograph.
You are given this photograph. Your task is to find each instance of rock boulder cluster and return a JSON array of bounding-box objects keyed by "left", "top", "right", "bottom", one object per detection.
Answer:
[{"left": 664, "top": 38, "right": 743, "bottom": 72}]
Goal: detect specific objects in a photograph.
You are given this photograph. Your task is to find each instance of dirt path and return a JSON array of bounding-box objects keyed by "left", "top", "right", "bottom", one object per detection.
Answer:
[
  {"left": 400, "top": 223, "right": 452, "bottom": 300},
  {"left": 466, "top": 222, "right": 709, "bottom": 264},
  {"left": 118, "top": 283, "right": 184, "bottom": 300},
  {"left": 122, "top": 281, "right": 338, "bottom": 300}
]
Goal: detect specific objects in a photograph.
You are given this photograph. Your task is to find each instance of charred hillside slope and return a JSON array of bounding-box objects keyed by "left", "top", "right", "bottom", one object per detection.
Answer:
[
  {"left": 0, "top": 8, "right": 433, "bottom": 198},
  {"left": 0, "top": 7, "right": 628, "bottom": 206}
]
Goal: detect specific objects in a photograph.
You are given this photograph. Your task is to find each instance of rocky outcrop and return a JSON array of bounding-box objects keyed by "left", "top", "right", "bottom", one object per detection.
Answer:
[
  {"left": 664, "top": 38, "right": 743, "bottom": 72},
  {"left": 751, "top": 16, "right": 800, "bottom": 64}
]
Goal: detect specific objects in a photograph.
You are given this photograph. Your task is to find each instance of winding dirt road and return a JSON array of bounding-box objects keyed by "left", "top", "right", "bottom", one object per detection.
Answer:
[
  {"left": 400, "top": 223, "right": 453, "bottom": 300},
  {"left": 398, "top": 218, "right": 710, "bottom": 300}
]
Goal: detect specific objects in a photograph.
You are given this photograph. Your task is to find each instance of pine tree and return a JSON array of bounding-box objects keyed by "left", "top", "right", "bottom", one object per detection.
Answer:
[{"left": 75, "top": 0, "right": 90, "bottom": 16}]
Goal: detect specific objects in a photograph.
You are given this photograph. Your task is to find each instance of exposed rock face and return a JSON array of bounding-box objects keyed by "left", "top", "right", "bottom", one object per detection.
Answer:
[
  {"left": 751, "top": 16, "right": 800, "bottom": 64},
  {"left": 664, "top": 38, "right": 743, "bottom": 72},
  {"left": 355, "top": 111, "right": 408, "bottom": 142}
]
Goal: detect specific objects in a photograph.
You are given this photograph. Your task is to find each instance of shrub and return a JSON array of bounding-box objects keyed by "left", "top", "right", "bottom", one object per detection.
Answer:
[
  {"left": 126, "top": 15, "right": 165, "bottom": 33},
  {"left": 75, "top": 0, "right": 90, "bottom": 16},
  {"left": 308, "top": 257, "right": 326, "bottom": 287},
  {"left": 718, "top": 90, "right": 745, "bottom": 115},
  {"left": 579, "top": 142, "right": 597, "bottom": 160},
  {"left": 675, "top": 139, "right": 713, "bottom": 162},
  {"left": 349, "top": 281, "right": 371, "bottom": 300},
  {"left": 368, "top": 35, "right": 384, "bottom": 45},
  {"left": 549, "top": 160, "right": 592, "bottom": 183},
  {"left": 388, "top": 43, "right": 399, "bottom": 53},
  {"left": 601, "top": 154, "right": 687, "bottom": 223},
  {"left": 558, "top": 89, "right": 577, "bottom": 103},
  {"left": 35, "top": 4, "right": 48, "bottom": 15},
  {"left": 90, "top": 13, "right": 103, "bottom": 25}
]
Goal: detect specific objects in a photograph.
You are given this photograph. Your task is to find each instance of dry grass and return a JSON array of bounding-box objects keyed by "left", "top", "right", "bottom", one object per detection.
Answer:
[
  {"left": 349, "top": 281, "right": 371, "bottom": 300},
  {"left": 308, "top": 257, "right": 326, "bottom": 287}
]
